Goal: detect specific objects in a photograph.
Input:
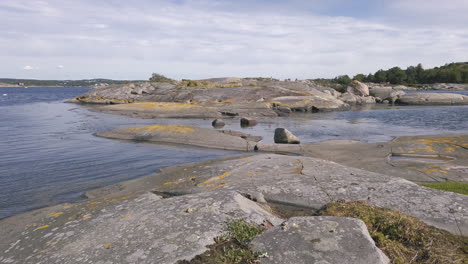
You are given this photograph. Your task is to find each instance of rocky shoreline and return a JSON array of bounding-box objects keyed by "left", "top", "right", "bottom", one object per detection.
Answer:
[
  {"left": 68, "top": 78, "right": 468, "bottom": 120},
  {"left": 1, "top": 79, "right": 468, "bottom": 263},
  {"left": 1, "top": 126, "right": 467, "bottom": 263}
]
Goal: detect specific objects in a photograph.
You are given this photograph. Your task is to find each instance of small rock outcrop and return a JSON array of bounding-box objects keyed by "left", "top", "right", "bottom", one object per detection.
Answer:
[
  {"left": 274, "top": 128, "right": 300, "bottom": 144},
  {"left": 347, "top": 80, "right": 370, "bottom": 97},
  {"left": 397, "top": 92, "right": 468, "bottom": 105},
  {"left": 240, "top": 117, "right": 258, "bottom": 127},
  {"left": 211, "top": 119, "right": 225, "bottom": 128},
  {"left": 339, "top": 93, "right": 376, "bottom": 105},
  {"left": 252, "top": 216, "right": 390, "bottom": 264},
  {"left": 369, "top": 87, "right": 406, "bottom": 104}
]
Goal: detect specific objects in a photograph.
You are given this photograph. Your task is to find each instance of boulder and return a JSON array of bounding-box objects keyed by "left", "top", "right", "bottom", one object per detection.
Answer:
[
  {"left": 211, "top": 119, "right": 225, "bottom": 128},
  {"left": 397, "top": 93, "right": 468, "bottom": 105},
  {"left": 240, "top": 117, "right": 258, "bottom": 127},
  {"left": 252, "top": 216, "right": 390, "bottom": 264},
  {"left": 347, "top": 80, "right": 369, "bottom": 97},
  {"left": 274, "top": 128, "right": 300, "bottom": 144},
  {"left": 339, "top": 93, "right": 376, "bottom": 105},
  {"left": 271, "top": 95, "right": 348, "bottom": 112},
  {"left": 369, "top": 87, "right": 405, "bottom": 101},
  {"left": 340, "top": 92, "right": 359, "bottom": 104}
]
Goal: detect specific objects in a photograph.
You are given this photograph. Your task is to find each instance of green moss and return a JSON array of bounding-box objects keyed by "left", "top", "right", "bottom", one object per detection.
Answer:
[
  {"left": 178, "top": 219, "right": 265, "bottom": 264},
  {"left": 320, "top": 201, "right": 467, "bottom": 264},
  {"left": 420, "top": 181, "right": 468, "bottom": 195}
]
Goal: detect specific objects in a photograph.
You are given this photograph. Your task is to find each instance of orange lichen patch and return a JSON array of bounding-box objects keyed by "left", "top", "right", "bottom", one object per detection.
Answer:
[
  {"left": 63, "top": 205, "right": 72, "bottom": 209},
  {"left": 163, "top": 181, "right": 173, "bottom": 185},
  {"left": 123, "top": 216, "right": 131, "bottom": 220},
  {"left": 128, "top": 125, "right": 195, "bottom": 134},
  {"left": 247, "top": 171, "right": 253, "bottom": 177},
  {"left": 116, "top": 102, "right": 200, "bottom": 110},
  {"left": 82, "top": 215, "right": 92, "bottom": 220},
  {"left": 103, "top": 243, "right": 111, "bottom": 248},
  {"left": 292, "top": 159, "right": 302, "bottom": 164},
  {"left": 35, "top": 225, "right": 49, "bottom": 230},
  {"left": 407, "top": 166, "right": 417, "bottom": 169},
  {"left": 49, "top": 212, "right": 63, "bottom": 217},
  {"left": 89, "top": 201, "right": 98, "bottom": 205}
]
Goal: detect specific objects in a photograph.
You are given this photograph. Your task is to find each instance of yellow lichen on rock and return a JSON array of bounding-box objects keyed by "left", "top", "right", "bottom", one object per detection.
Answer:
[
  {"left": 128, "top": 125, "right": 195, "bottom": 134},
  {"left": 421, "top": 168, "right": 448, "bottom": 174},
  {"left": 116, "top": 102, "right": 200, "bottom": 110},
  {"left": 35, "top": 225, "right": 49, "bottom": 230},
  {"left": 197, "top": 172, "right": 231, "bottom": 187},
  {"left": 444, "top": 147, "right": 456, "bottom": 153},
  {"left": 48, "top": 212, "right": 63, "bottom": 217}
]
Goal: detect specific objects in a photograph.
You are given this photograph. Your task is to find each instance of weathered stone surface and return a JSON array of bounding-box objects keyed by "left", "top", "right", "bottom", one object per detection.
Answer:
[
  {"left": 94, "top": 102, "right": 223, "bottom": 119},
  {"left": 0, "top": 191, "right": 281, "bottom": 264},
  {"left": 347, "top": 80, "right": 370, "bottom": 97},
  {"left": 397, "top": 92, "right": 468, "bottom": 105},
  {"left": 271, "top": 95, "right": 348, "bottom": 113},
  {"left": 211, "top": 119, "right": 225, "bottom": 128},
  {"left": 96, "top": 125, "right": 258, "bottom": 151},
  {"left": 252, "top": 216, "right": 390, "bottom": 264},
  {"left": 98, "top": 153, "right": 468, "bottom": 236},
  {"left": 303, "top": 134, "right": 468, "bottom": 183},
  {"left": 274, "top": 128, "right": 300, "bottom": 144},
  {"left": 340, "top": 92, "right": 376, "bottom": 105},
  {"left": 218, "top": 129, "right": 262, "bottom": 142},
  {"left": 70, "top": 78, "right": 351, "bottom": 118},
  {"left": 369, "top": 87, "right": 406, "bottom": 102},
  {"left": 240, "top": 117, "right": 258, "bottom": 127}
]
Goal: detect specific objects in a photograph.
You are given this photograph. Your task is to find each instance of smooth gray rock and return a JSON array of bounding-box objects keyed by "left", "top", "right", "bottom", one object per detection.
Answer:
[
  {"left": 369, "top": 87, "right": 406, "bottom": 102},
  {"left": 0, "top": 191, "right": 281, "bottom": 264},
  {"left": 96, "top": 125, "right": 258, "bottom": 151},
  {"left": 274, "top": 128, "right": 300, "bottom": 144},
  {"left": 240, "top": 117, "right": 258, "bottom": 127},
  {"left": 271, "top": 95, "right": 348, "bottom": 112},
  {"left": 151, "top": 154, "right": 468, "bottom": 236},
  {"left": 347, "top": 81, "right": 369, "bottom": 97},
  {"left": 211, "top": 119, "right": 225, "bottom": 128},
  {"left": 397, "top": 92, "right": 468, "bottom": 105},
  {"left": 339, "top": 93, "right": 376, "bottom": 105},
  {"left": 252, "top": 216, "right": 390, "bottom": 264}
]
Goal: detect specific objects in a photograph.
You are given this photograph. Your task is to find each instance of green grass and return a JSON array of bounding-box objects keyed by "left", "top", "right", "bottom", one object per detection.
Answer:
[
  {"left": 178, "top": 219, "right": 265, "bottom": 264},
  {"left": 420, "top": 181, "right": 468, "bottom": 195},
  {"left": 320, "top": 201, "right": 467, "bottom": 264}
]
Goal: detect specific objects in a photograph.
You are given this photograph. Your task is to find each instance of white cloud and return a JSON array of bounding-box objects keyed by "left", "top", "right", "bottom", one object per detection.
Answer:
[
  {"left": 1, "top": 1, "right": 468, "bottom": 79},
  {"left": 23, "top": 65, "right": 35, "bottom": 70},
  {"left": 57, "top": 65, "right": 64, "bottom": 69}
]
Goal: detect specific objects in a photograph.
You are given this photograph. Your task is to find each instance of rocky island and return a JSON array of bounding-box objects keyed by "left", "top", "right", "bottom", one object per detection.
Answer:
[{"left": 1, "top": 77, "right": 467, "bottom": 264}]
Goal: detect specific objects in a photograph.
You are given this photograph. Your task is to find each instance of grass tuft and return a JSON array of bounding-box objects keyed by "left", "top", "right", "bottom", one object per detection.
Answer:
[
  {"left": 320, "top": 201, "right": 467, "bottom": 264},
  {"left": 420, "top": 181, "right": 468, "bottom": 195},
  {"left": 178, "top": 219, "right": 265, "bottom": 264}
]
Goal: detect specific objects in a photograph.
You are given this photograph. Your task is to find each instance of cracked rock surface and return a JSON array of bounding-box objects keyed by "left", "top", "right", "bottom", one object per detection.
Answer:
[{"left": 252, "top": 216, "right": 390, "bottom": 264}]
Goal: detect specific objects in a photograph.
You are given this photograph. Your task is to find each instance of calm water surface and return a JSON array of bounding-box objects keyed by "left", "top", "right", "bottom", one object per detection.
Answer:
[
  {"left": 0, "top": 87, "right": 240, "bottom": 219},
  {"left": 1, "top": 87, "right": 467, "bottom": 219}
]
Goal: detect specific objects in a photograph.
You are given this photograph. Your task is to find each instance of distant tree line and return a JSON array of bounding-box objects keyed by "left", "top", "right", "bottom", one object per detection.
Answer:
[{"left": 331, "top": 62, "right": 468, "bottom": 86}]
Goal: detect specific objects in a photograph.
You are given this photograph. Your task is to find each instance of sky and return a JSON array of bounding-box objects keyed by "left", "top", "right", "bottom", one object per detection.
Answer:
[{"left": 1, "top": 0, "right": 468, "bottom": 80}]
